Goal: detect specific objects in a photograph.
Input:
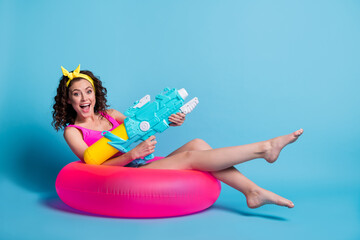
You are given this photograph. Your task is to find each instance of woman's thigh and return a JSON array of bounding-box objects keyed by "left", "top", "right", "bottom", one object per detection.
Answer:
[
  {"left": 166, "top": 138, "right": 212, "bottom": 157},
  {"left": 139, "top": 138, "right": 212, "bottom": 170},
  {"left": 139, "top": 151, "right": 191, "bottom": 170}
]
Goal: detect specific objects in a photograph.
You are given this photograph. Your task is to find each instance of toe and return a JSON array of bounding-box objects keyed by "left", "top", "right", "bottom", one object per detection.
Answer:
[{"left": 295, "top": 129, "right": 303, "bottom": 137}]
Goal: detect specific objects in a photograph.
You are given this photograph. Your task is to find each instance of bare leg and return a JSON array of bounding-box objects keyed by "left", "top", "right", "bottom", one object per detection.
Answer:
[
  {"left": 142, "top": 137, "right": 297, "bottom": 208},
  {"left": 212, "top": 166, "right": 294, "bottom": 208},
  {"left": 142, "top": 129, "right": 303, "bottom": 172}
]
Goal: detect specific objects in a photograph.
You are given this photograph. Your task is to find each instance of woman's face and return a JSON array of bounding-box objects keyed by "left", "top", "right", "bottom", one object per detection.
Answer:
[{"left": 67, "top": 79, "right": 96, "bottom": 118}]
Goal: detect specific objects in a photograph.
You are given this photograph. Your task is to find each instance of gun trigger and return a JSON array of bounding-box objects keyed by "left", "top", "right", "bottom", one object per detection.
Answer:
[{"left": 144, "top": 153, "right": 154, "bottom": 160}]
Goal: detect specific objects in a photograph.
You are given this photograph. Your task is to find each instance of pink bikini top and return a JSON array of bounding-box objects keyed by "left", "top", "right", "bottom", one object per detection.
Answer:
[{"left": 66, "top": 112, "right": 121, "bottom": 146}]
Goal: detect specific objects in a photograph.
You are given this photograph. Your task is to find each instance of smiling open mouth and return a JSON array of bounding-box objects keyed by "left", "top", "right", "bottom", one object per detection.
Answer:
[{"left": 80, "top": 104, "right": 90, "bottom": 109}]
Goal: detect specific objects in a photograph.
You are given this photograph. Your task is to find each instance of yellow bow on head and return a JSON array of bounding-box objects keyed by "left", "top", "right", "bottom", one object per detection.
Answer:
[{"left": 61, "top": 64, "right": 95, "bottom": 90}]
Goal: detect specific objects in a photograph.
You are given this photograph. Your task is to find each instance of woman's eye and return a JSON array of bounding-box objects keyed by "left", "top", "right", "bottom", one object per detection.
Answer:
[
  {"left": 87, "top": 90, "right": 92, "bottom": 94},
  {"left": 73, "top": 93, "right": 79, "bottom": 96}
]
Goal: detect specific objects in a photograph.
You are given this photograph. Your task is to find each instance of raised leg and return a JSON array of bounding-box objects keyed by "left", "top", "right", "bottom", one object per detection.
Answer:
[{"left": 142, "top": 129, "right": 303, "bottom": 172}]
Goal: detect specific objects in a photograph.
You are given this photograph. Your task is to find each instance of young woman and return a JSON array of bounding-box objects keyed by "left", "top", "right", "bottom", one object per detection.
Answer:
[{"left": 52, "top": 65, "right": 303, "bottom": 209}]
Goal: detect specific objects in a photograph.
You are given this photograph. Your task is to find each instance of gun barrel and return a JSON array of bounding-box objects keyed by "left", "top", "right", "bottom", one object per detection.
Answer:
[{"left": 180, "top": 97, "right": 199, "bottom": 114}]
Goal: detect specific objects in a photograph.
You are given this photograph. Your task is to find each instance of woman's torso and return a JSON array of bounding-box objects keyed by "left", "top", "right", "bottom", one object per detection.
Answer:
[{"left": 66, "top": 111, "right": 121, "bottom": 146}]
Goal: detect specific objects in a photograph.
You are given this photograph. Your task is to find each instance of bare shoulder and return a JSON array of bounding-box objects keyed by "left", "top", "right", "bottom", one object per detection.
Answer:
[
  {"left": 106, "top": 109, "right": 116, "bottom": 117},
  {"left": 64, "top": 126, "right": 82, "bottom": 139},
  {"left": 106, "top": 109, "right": 126, "bottom": 123},
  {"left": 106, "top": 108, "right": 123, "bottom": 117}
]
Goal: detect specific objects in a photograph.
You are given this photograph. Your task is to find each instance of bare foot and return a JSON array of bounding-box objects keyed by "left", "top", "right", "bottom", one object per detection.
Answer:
[
  {"left": 264, "top": 129, "right": 303, "bottom": 163},
  {"left": 246, "top": 187, "right": 294, "bottom": 209}
]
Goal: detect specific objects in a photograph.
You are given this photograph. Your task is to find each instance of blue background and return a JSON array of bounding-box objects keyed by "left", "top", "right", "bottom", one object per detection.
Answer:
[{"left": 1, "top": 0, "right": 359, "bottom": 239}]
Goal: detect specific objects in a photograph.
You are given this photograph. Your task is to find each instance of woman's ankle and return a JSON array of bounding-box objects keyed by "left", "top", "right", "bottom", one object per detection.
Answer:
[{"left": 256, "top": 141, "right": 271, "bottom": 159}]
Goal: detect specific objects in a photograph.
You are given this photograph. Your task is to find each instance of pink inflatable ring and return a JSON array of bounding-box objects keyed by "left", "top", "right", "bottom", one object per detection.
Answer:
[{"left": 55, "top": 158, "right": 221, "bottom": 218}]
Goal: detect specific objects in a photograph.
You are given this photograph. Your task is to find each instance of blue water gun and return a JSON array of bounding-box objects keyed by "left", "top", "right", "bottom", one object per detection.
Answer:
[{"left": 101, "top": 88, "right": 199, "bottom": 160}]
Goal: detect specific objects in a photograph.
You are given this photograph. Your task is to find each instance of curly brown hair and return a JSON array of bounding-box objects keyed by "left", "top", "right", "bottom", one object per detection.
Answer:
[{"left": 52, "top": 70, "right": 109, "bottom": 131}]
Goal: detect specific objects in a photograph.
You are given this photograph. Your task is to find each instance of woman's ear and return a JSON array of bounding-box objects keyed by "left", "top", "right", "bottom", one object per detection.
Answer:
[{"left": 67, "top": 98, "right": 71, "bottom": 104}]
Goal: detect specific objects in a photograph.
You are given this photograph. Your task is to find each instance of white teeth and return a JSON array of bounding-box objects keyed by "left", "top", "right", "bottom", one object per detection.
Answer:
[{"left": 80, "top": 104, "right": 90, "bottom": 108}]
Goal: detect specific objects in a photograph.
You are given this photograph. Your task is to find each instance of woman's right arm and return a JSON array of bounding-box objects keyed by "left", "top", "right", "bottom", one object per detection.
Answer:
[{"left": 64, "top": 127, "right": 88, "bottom": 162}]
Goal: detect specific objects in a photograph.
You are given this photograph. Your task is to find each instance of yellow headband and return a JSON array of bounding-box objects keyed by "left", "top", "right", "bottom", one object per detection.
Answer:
[{"left": 61, "top": 64, "right": 95, "bottom": 90}]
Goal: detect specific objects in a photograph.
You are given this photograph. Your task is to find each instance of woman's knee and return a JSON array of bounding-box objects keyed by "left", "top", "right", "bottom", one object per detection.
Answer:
[
  {"left": 164, "top": 150, "right": 203, "bottom": 170},
  {"left": 181, "top": 151, "right": 197, "bottom": 169},
  {"left": 189, "top": 138, "right": 212, "bottom": 150},
  {"left": 164, "top": 151, "right": 195, "bottom": 169}
]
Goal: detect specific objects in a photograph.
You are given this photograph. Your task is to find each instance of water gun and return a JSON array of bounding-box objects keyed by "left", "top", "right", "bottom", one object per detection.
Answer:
[{"left": 84, "top": 88, "right": 199, "bottom": 165}]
